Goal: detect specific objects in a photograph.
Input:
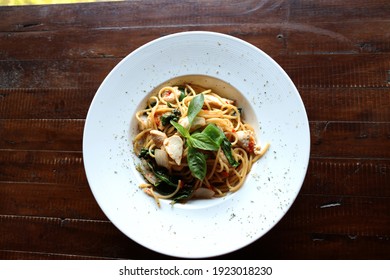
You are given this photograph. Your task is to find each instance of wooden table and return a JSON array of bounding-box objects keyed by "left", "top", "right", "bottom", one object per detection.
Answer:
[{"left": 0, "top": 0, "right": 389, "bottom": 260}]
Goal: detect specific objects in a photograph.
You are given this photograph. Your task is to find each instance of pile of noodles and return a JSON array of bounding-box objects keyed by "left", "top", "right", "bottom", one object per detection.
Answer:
[{"left": 133, "top": 84, "right": 269, "bottom": 205}]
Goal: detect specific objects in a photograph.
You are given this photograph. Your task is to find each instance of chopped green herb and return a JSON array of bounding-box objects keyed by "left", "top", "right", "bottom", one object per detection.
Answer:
[
  {"left": 178, "top": 87, "right": 186, "bottom": 102},
  {"left": 161, "top": 108, "right": 181, "bottom": 126},
  {"left": 143, "top": 161, "right": 177, "bottom": 187},
  {"left": 170, "top": 186, "right": 194, "bottom": 205},
  {"left": 138, "top": 148, "right": 151, "bottom": 159},
  {"left": 232, "top": 107, "right": 243, "bottom": 116},
  {"left": 154, "top": 169, "right": 178, "bottom": 188},
  {"left": 221, "top": 138, "right": 240, "bottom": 168}
]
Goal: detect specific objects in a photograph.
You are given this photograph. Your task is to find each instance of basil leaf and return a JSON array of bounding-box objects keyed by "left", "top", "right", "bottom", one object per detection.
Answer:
[
  {"left": 188, "top": 133, "right": 219, "bottom": 151},
  {"left": 154, "top": 169, "right": 178, "bottom": 188},
  {"left": 138, "top": 148, "right": 150, "bottom": 159},
  {"left": 170, "top": 120, "right": 190, "bottom": 138},
  {"left": 187, "top": 94, "right": 204, "bottom": 126},
  {"left": 161, "top": 108, "right": 181, "bottom": 126},
  {"left": 136, "top": 159, "right": 161, "bottom": 187},
  {"left": 145, "top": 161, "right": 178, "bottom": 188},
  {"left": 160, "top": 114, "right": 170, "bottom": 126},
  {"left": 201, "top": 123, "right": 225, "bottom": 146},
  {"left": 221, "top": 138, "right": 240, "bottom": 168},
  {"left": 187, "top": 146, "right": 207, "bottom": 180},
  {"left": 178, "top": 87, "right": 186, "bottom": 102},
  {"left": 171, "top": 186, "right": 194, "bottom": 205}
]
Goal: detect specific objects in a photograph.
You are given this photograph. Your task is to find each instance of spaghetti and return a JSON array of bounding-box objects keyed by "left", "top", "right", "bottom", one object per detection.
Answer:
[{"left": 133, "top": 84, "right": 269, "bottom": 206}]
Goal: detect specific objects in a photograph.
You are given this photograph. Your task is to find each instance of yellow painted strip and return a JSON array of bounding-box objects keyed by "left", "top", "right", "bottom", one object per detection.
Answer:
[{"left": 0, "top": 0, "right": 121, "bottom": 6}]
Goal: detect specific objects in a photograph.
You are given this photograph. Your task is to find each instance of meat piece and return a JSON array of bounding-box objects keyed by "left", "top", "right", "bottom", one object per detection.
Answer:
[
  {"left": 236, "top": 130, "right": 261, "bottom": 154},
  {"left": 204, "top": 95, "right": 234, "bottom": 107},
  {"left": 138, "top": 114, "right": 150, "bottom": 130},
  {"left": 154, "top": 149, "right": 171, "bottom": 170},
  {"left": 161, "top": 87, "right": 180, "bottom": 103},
  {"left": 136, "top": 159, "right": 160, "bottom": 186},
  {"left": 178, "top": 116, "right": 206, "bottom": 131},
  {"left": 163, "top": 135, "right": 184, "bottom": 165},
  {"left": 150, "top": 130, "right": 167, "bottom": 148},
  {"left": 193, "top": 188, "right": 215, "bottom": 199}
]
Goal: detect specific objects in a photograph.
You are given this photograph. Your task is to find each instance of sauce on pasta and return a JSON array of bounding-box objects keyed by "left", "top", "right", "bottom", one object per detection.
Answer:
[{"left": 133, "top": 83, "right": 269, "bottom": 206}]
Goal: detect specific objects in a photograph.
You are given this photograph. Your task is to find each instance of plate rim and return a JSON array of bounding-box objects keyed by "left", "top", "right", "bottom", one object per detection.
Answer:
[{"left": 83, "top": 30, "right": 311, "bottom": 258}]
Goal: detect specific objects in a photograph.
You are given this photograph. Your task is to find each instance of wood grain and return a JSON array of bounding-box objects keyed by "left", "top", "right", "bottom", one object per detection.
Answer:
[
  {"left": 303, "top": 158, "right": 390, "bottom": 197},
  {"left": 0, "top": 0, "right": 389, "bottom": 260},
  {"left": 0, "top": 88, "right": 95, "bottom": 119},
  {"left": 0, "top": 150, "right": 85, "bottom": 185},
  {"left": 1, "top": 54, "right": 388, "bottom": 89},
  {"left": 1, "top": 88, "right": 389, "bottom": 122}
]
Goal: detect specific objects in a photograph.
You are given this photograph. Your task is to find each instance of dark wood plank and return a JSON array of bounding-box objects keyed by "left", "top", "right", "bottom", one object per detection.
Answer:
[
  {"left": 224, "top": 193, "right": 390, "bottom": 259},
  {"left": 0, "top": 27, "right": 285, "bottom": 60},
  {"left": 0, "top": 150, "right": 86, "bottom": 185},
  {"left": 301, "top": 88, "right": 390, "bottom": 122},
  {"left": 303, "top": 158, "right": 390, "bottom": 198},
  {"left": 276, "top": 54, "right": 390, "bottom": 88},
  {"left": 0, "top": 88, "right": 95, "bottom": 119},
  {"left": 0, "top": 157, "right": 388, "bottom": 220},
  {"left": 223, "top": 227, "right": 390, "bottom": 260},
  {"left": 284, "top": 22, "right": 390, "bottom": 55},
  {"left": 2, "top": 120, "right": 389, "bottom": 158},
  {"left": 1, "top": 21, "right": 389, "bottom": 61},
  {"left": 1, "top": 0, "right": 389, "bottom": 33},
  {"left": 0, "top": 54, "right": 388, "bottom": 89},
  {"left": 0, "top": 0, "right": 389, "bottom": 260},
  {"left": 1, "top": 193, "right": 389, "bottom": 259},
  {"left": 0, "top": 215, "right": 167, "bottom": 259},
  {"left": 288, "top": 0, "right": 390, "bottom": 22},
  {"left": 0, "top": 59, "right": 118, "bottom": 89},
  {"left": 310, "top": 122, "right": 390, "bottom": 158},
  {"left": 1, "top": 88, "right": 389, "bottom": 122},
  {"left": 0, "top": 119, "right": 83, "bottom": 151},
  {"left": 0, "top": 182, "right": 105, "bottom": 220},
  {"left": 284, "top": 195, "right": 390, "bottom": 236},
  {"left": 0, "top": 154, "right": 387, "bottom": 223},
  {"left": 0, "top": 0, "right": 287, "bottom": 32},
  {"left": 0, "top": 250, "right": 112, "bottom": 260}
]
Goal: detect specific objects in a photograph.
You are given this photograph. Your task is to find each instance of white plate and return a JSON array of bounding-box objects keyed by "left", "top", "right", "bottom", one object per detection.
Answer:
[{"left": 83, "top": 31, "right": 310, "bottom": 258}]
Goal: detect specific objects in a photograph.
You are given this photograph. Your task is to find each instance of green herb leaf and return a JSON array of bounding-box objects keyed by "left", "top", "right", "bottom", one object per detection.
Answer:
[
  {"left": 171, "top": 186, "right": 194, "bottom": 205},
  {"left": 154, "top": 169, "right": 178, "bottom": 188},
  {"left": 188, "top": 133, "right": 219, "bottom": 151},
  {"left": 145, "top": 161, "right": 178, "bottom": 188},
  {"left": 221, "top": 138, "right": 240, "bottom": 168},
  {"left": 161, "top": 108, "right": 181, "bottom": 126},
  {"left": 136, "top": 159, "right": 161, "bottom": 186},
  {"left": 170, "top": 120, "right": 190, "bottom": 138},
  {"left": 187, "top": 146, "right": 207, "bottom": 180},
  {"left": 187, "top": 94, "right": 204, "bottom": 126},
  {"left": 178, "top": 87, "right": 186, "bottom": 102},
  {"left": 138, "top": 148, "right": 150, "bottom": 159},
  {"left": 201, "top": 123, "right": 225, "bottom": 146}
]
